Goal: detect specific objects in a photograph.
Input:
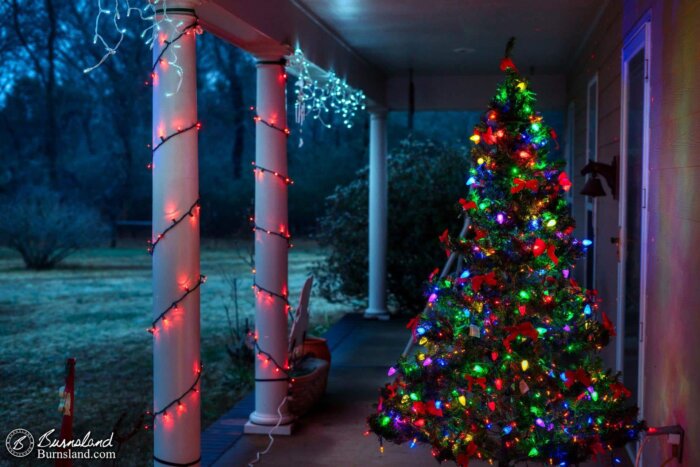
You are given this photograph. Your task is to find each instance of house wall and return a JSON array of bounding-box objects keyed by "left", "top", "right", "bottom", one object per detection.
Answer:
[{"left": 567, "top": 1, "right": 700, "bottom": 465}]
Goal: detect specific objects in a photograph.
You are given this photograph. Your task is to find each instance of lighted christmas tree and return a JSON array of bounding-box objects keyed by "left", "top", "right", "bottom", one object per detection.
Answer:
[{"left": 368, "top": 41, "right": 641, "bottom": 467}]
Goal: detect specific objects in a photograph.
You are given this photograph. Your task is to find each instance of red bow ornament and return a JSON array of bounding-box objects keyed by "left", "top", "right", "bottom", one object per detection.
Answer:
[
  {"left": 558, "top": 171, "right": 572, "bottom": 191},
  {"left": 564, "top": 368, "right": 592, "bottom": 389},
  {"left": 610, "top": 381, "right": 632, "bottom": 399},
  {"left": 503, "top": 321, "right": 539, "bottom": 353},
  {"left": 511, "top": 178, "right": 538, "bottom": 194},
  {"left": 471, "top": 271, "right": 497, "bottom": 292},
  {"left": 483, "top": 126, "right": 497, "bottom": 145},
  {"left": 465, "top": 375, "right": 487, "bottom": 392},
  {"left": 459, "top": 198, "right": 477, "bottom": 211},
  {"left": 500, "top": 57, "right": 517, "bottom": 72},
  {"left": 532, "top": 238, "right": 559, "bottom": 265},
  {"left": 456, "top": 442, "right": 478, "bottom": 467},
  {"left": 412, "top": 400, "right": 443, "bottom": 417},
  {"left": 406, "top": 316, "right": 420, "bottom": 339},
  {"left": 601, "top": 311, "right": 616, "bottom": 336}
]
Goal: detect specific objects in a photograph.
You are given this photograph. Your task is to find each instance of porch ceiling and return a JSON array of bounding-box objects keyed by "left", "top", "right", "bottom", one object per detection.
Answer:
[{"left": 197, "top": 0, "right": 605, "bottom": 110}]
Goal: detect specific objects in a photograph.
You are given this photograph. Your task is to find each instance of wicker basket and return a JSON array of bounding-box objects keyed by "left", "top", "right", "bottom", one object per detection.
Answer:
[{"left": 287, "top": 357, "right": 330, "bottom": 416}]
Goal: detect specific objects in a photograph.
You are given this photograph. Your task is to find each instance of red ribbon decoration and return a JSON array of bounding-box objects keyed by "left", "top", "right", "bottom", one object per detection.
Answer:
[
  {"left": 439, "top": 229, "right": 449, "bottom": 244},
  {"left": 532, "top": 238, "right": 559, "bottom": 265},
  {"left": 412, "top": 400, "right": 443, "bottom": 417},
  {"left": 602, "top": 311, "right": 616, "bottom": 336},
  {"left": 471, "top": 271, "right": 497, "bottom": 292},
  {"left": 550, "top": 128, "right": 560, "bottom": 150},
  {"left": 610, "top": 381, "right": 632, "bottom": 399},
  {"left": 406, "top": 316, "right": 420, "bottom": 339},
  {"left": 590, "top": 438, "right": 606, "bottom": 456},
  {"left": 511, "top": 177, "right": 538, "bottom": 194},
  {"left": 564, "top": 368, "right": 592, "bottom": 389},
  {"left": 465, "top": 375, "right": 487, "bottom": 392},
  {"left": 483, "top": 126, "right": 497, "bottom": 145},
  {"left": 503, "top": 321, "right": 539, "bottom": 353},
  {"left": 459, "top": 198, "right": 477, "bottom": 211},
  {"left": 428, "top": 267, "right": 440, "bottom": 282},
  {"left": 456, "top": 442, "right": 479, "bottom": 467}
]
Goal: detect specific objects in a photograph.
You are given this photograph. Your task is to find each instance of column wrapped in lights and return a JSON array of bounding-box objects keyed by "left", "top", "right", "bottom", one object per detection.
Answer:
[
  {"left": 151, "top": 3, "right": 202, "bottom": 465},
  {"left": 244, "top": 57, "right": 294, "bottom": 434}
]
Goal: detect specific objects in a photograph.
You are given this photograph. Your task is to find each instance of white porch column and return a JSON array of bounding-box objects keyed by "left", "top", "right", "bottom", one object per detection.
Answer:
[
  {"left": 151, "top": 4, "right": 201, "bottom": 466},
  {"left": 365, "top": 110, "right": 390, "bottom": 320},
  {"left": 245, "top": 57, "right": 294, "bottom": 434}
]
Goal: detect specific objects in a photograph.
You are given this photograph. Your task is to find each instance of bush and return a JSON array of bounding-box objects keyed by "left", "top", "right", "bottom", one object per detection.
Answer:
[
  {"left": 0, "top": 186, "right": 109, "bottom": 269},
  {"left": 315, "top": 139, "right": 470, "bottom": 313}
]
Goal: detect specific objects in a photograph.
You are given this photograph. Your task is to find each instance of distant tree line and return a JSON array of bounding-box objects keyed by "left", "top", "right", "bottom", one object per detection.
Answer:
[{"left": 0, "top": 0, "right": 370, "bottom": 267}]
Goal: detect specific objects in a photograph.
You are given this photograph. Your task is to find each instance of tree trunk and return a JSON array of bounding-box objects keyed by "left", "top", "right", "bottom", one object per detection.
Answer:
[{"left": 44, "top": 0, "right": 58, "bottom": 186}]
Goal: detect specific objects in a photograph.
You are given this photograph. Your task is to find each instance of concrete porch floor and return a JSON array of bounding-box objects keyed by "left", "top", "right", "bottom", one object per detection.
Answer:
[{"left": 204, "top": 314, "right": 633, "bottom": 467}]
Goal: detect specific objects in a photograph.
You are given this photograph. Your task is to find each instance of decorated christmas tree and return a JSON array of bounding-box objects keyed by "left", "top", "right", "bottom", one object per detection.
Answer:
[{"left": 368, "top": 41, "right": 641, "bottom": 467}]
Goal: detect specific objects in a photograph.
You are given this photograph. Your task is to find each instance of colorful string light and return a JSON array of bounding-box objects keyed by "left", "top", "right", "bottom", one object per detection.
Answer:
[{"left": 367, "top": 47, "right": 642, "bottom": 466}]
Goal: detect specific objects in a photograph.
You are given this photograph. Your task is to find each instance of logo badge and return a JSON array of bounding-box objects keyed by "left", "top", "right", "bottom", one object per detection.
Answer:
[{"left": 5, "top": 429, "right": 35, "bottom": 458}]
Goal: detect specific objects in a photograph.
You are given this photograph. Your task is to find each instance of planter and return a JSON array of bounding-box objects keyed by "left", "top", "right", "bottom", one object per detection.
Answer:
[
  {"left": 288, "top": 357, "right": 330, "bottom": 416},
  {"left": 291, "top": 336, "right": 331, "bottom": 363}
]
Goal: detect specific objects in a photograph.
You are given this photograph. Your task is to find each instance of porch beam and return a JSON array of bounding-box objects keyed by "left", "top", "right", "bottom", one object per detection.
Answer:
[
  {"left": 195, "top": 0, "right": 387, "bottom": 108},
  {"left": 386, "top": 74, "right": 567, "bottom": 111},
  {"left": 364, "top": 110, "right": 390, "bottom": 320},
  {"left": 151, "top": 3, "right": 201, "bottom": 466},
  {"left": 244, "top": 56, "right": 295, "bottom": 434}
]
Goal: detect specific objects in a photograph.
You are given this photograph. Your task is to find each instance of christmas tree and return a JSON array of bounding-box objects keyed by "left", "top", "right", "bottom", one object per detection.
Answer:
[{"left": 368, "top": 42, "right": 641, "bottom": 467}]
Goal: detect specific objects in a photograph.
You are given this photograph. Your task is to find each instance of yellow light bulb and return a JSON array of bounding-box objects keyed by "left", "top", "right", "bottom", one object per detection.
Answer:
[
  {"left": 517, "top": 82, "right": 526, "bottom": 91},
  {"left": 521, "top": 359, "right": 529, "bottom": 371},
  {"left": 470, "top": 134, "right": 481, "bottom": 143},
  {"left": 477, "top": 157, "right": 485, "bottom": 165},
  {"left": 458, "top": 395, "right": 466, "bottom": 406}
]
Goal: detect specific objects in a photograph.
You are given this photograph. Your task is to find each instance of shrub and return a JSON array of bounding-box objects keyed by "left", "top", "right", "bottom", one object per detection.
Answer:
[
  {"left": 315, "top": 139, "right": 470, "bottom": 313},
  {"left": 0, "top": 186, "right": 109, "bottom": 269}
]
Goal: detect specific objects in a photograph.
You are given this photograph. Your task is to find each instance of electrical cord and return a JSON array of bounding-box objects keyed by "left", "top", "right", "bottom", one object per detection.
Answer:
[
  {"left": 634, "top": 435, "right": 651, "bottom": 467},
  {"left": 247, "top": 395, "right": 289, "bottom": 466}
]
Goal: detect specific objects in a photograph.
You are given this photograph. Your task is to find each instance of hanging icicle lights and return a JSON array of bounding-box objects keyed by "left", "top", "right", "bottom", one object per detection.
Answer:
[
  {"left": 287, "top": 48, "right": 366, "bottom": 131},
  {"left": 85, "top": 0, "right": 202, "bottom": 96}
]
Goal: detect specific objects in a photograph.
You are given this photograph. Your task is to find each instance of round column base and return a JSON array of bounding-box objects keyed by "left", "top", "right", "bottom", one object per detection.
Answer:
[
  {"left": 364, "top": 308, "right": 390, "bottom": 320},
  {"left": 247, "top": 409, "right": 295, "bottom": 427}
]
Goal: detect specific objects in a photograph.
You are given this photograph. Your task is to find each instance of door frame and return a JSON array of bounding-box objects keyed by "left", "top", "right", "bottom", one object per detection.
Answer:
[
  {"left": 616, "top": 11, "right": 651, "bottom": 425},
  {"left": 585, "top": 74, "right": 598, "bottom": 290}
]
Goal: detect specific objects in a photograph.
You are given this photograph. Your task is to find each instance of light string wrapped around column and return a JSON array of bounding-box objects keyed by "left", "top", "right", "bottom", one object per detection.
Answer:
[
  {"left": 148, "top": 122, "right": 202, "bottom": 167},
  {"left": 148, "top": 198, "right": 201, "bottom": 253},
  {"left": 246, "top": 60, "right": 293, "bottom": 466},
  {"left": 249, "top": 217, "right": 293, "bottom": 248},
  {"left": 251, "top": 162, "right": 294, "bottom": 185},
  {"left": 146, "top": 8, "right": 205, "bottom": 455},
  {"left": 251, "top": 281, "right": 291, "bottom": 311},
  {"left": 147, "top": 274, "right": 207, "bottom": 334},
  {"left": 250, "top": 107, "right": 291, "bottom": 137},
  {"left": 147, "top": 364, "right": 203, "bottom": 425}
]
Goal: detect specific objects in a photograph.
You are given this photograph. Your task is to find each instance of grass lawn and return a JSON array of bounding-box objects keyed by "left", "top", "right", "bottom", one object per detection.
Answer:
[{"left": 0, "top": 240, "right": 351, "bottom": 466}]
